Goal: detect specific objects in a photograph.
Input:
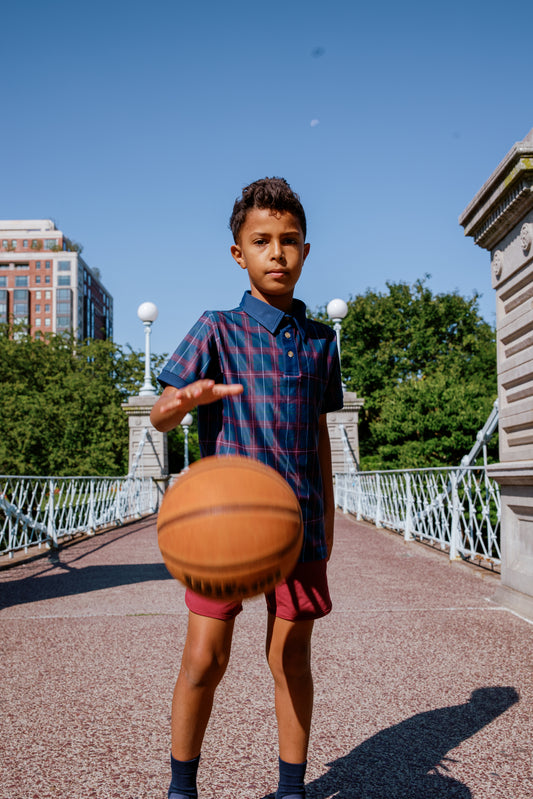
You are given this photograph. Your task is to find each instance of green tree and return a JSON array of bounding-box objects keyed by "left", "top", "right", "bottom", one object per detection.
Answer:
[
  {"left": 0, "top": 325, "right": 165, "bottom": 476},
  {"left": 167, "top": 420, "right": 201, "bottom": 473},
  {"left": 316, "top": 278, "right": 497, "bottom": 469}
]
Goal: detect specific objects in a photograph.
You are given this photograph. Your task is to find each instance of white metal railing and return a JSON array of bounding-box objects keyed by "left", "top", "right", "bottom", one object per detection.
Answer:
[
  {"left": 0, "top": 474, "right": 157, "bottom": 558},
  {"left": 335, "top": 466, "right": 501, "bottom": 568}
]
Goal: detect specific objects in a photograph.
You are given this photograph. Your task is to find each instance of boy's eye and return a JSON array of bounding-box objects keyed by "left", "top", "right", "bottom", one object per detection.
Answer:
[{"left": 254, "top": 238, "right": 267, "bottom": 245}]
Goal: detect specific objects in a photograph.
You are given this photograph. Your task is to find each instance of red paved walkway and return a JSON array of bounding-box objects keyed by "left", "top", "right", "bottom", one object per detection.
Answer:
[{"left": 0, "top": 512, "right": 531, "bottom": 799}]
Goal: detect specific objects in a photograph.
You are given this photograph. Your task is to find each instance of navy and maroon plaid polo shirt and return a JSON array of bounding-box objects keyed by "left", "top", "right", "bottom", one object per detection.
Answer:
[{"left": 158, "top": 291, "right": 343, "bottom": 561}]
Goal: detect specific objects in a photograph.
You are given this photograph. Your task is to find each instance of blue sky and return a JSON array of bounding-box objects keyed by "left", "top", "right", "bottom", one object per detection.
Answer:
[{"left": 1, "top": 0, "right": 531, "bottom": 357}]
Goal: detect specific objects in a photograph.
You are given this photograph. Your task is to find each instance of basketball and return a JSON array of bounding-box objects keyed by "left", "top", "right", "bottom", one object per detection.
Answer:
[{"left": 157, "top": 455, "right": 303, "bottom": 600}]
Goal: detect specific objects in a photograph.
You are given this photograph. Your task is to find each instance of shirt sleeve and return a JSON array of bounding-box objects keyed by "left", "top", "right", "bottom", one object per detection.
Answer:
[
  {"left": 157, "top": 313, "right": 219, "bottom": 389},
  {"left": 320, "top": 332, "right": 344, "bottom": 414}
]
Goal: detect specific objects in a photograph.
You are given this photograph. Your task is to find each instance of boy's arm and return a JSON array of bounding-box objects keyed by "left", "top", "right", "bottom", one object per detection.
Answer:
[
  {"left": 318, "top": 414, "right": 335, "bottom": 560},
  {"left": 150, "top": 380, "right": 243, "bottom": 433}
]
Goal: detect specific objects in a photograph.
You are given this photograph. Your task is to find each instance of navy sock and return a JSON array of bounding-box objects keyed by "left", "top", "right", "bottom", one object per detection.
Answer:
[
  {"left": 168, "top": 753, "right": 200, "bottom": 799},
  {"left": 276, "top": 757, "right": 307, "bottom": 798}
]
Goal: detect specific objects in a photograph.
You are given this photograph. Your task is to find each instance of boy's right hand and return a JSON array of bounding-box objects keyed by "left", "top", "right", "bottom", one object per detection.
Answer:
[{"left": 150, "top": 380, "right": 243, "bottom": 432}]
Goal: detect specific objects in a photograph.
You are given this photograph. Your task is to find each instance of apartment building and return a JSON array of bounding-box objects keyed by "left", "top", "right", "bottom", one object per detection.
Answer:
[{"left": 0, "top": 220, "right": 113, "bottom": 340}]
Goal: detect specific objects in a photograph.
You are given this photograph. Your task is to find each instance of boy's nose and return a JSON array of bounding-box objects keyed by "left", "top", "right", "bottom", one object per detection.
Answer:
[{"left": 272, "top": 243, "right": 285, "bottom": 262}]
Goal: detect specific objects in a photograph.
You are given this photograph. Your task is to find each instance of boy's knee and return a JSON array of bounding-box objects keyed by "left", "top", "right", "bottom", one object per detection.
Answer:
[{"left": 182, "top": 644, "right": 230, "bottom": 689}]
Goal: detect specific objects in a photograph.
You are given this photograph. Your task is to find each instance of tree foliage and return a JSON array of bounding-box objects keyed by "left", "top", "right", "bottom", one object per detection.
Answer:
[
  {"left": 167, "top": 424, "right": 201, "bottom": 473},
  {"left": 1, "top": 278, "right": 498, "bottom": 476},
  {"left": 0, "top": 325, "right": 165, "bottom": 476},
  {"left": 317, "top": 278, "right": 497, "bottom": 469}
]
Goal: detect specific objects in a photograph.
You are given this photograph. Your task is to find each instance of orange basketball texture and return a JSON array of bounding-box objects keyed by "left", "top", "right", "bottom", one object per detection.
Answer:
[{"left": 157, "top": 455, "right": 304, "bottom": 600}]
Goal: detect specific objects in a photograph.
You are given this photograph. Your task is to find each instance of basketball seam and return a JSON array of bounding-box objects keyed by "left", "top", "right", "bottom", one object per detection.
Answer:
[
  {"left": 163, "top": 534, "right": 302, "bottom": 577},
  {"left": 159, "top": 504, "right": 302, "bottom": 527}
]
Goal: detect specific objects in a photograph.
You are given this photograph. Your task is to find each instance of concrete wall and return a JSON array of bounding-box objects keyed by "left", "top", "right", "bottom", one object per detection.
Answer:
[{"left": 460, "top": 128, "right": 533, "bottom": 620}]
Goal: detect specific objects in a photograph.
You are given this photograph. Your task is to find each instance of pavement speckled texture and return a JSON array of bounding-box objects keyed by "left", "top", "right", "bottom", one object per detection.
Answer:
[{"left": 0, "top": 512, "right": 531, "bottom": 799}]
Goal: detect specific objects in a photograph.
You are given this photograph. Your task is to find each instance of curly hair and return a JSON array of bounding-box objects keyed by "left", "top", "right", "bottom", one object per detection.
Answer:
[{"left": 229, "top": 177, "right": 307, "bottom": 242}]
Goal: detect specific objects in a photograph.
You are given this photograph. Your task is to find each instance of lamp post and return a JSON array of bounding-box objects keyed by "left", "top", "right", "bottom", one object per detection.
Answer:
[
  {"left": 181, "top": 412, "right": 193, "bottom": 469},
  {"left": 327, "top": 297, "right": 348, "bottom": 364},
  {"left": 137, "top": 301, "right": 158, "bottom": 396}
]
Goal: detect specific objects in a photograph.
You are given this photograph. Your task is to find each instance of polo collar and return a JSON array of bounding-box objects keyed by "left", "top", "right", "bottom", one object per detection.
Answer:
[{"left": 239, "top": 291, "right": 308, "bottom": 337}]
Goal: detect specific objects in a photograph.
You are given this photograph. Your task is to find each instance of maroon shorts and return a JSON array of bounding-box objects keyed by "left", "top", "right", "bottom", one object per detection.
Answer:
[{"left": 185, "top": 560, "right": 332, "bottom": 622}]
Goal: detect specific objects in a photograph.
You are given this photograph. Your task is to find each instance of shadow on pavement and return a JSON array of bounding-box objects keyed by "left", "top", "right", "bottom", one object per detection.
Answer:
[
  {"left": 0, "top": 560, "right": 172, "bottom": 609},
  {"left": 262, "top": 686, "right": 519, "bottom": 799}
]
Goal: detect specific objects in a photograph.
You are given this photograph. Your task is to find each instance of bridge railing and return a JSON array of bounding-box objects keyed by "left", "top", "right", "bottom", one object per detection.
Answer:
[
  {"left": 0, "top": 475, "right": 157, "bottom": 558},
  {"left": 335, "top": 466, "right": 501, "bottom": 568}
]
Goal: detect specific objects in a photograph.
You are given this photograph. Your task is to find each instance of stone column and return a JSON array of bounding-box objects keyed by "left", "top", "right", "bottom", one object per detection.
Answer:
[
  {"left": 122, "top": 395, "right": 169, "bottom": 505},
  {"left": 328, "top": 391, "right": 365, "bottom": 473},
  {"left": 459, "top": 128, "right": 533, "bottom": 620}
]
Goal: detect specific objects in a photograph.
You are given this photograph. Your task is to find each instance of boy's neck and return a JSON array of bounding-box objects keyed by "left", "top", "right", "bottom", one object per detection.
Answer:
[{"left": 249, "top": 287, "right": 294, "bottom": 313}]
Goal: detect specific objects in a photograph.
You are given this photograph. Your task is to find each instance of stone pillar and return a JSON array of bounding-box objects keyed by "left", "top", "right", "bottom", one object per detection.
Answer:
[
  {"left": 328, "top": 390, "right": 365, "bottom": 473},
  {"left": 459, "top": 128, "right": 533, "bottom": 620},
  {"left": 122, "top": 395, "right": 169, "bottom": 505}
]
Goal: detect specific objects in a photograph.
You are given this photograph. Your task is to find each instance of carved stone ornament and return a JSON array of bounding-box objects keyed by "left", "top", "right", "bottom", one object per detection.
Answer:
[
  {"left": 520, "top": 223, "right": 532, "bottom": 253},
  {"left": 492, "top": 250, "right": 504, "bottom": 281}
]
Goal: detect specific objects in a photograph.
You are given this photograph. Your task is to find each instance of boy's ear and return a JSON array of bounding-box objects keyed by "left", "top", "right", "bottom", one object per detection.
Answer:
[
  {"left": 303, "top": 242, "right": 311, "bottom": 261},
  {"left": 231, "top": 243, "right": 246, "bottom": 270}
]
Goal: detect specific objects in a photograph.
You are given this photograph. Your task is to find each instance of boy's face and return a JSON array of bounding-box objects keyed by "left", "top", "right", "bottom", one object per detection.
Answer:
[{"left": 230, "top": 207, "right": 310, "bottom": 311}]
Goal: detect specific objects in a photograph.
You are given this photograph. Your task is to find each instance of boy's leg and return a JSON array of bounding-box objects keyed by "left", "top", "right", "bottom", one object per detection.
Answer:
[
  {"left": 265, "top": 614, "right": 315, "bottom": 763},
  {"left": 264, "top": 559, "right": 331, "bottom": 797},
  {"left": 171, "top": 610, "right": 235, "bottom": 760}
]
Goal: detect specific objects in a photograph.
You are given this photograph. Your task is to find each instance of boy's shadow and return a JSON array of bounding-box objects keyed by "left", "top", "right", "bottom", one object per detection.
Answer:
[{"left": 262, "top": 686, "right": 518, "bottom": 799}]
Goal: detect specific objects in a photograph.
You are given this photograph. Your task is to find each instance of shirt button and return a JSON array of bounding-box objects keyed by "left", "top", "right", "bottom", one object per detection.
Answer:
[
  {"left": 284, "top": 331, "right": 291, "bottom": 339},
  {"left": 288, "top": 350, "right": 294, "bottom": 358}
]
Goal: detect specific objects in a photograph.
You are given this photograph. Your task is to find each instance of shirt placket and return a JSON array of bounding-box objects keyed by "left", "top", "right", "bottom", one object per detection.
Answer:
[{"left": 280, "top": 316, "right": 299, "bottom": 376}]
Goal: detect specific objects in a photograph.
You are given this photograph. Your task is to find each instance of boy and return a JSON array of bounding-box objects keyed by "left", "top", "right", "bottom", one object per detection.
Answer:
[{"left": 150, "top": 177, "right": 343, "bottom": 799}]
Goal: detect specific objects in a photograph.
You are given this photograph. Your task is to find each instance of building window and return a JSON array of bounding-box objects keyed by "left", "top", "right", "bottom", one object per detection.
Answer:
[
  {"left": 23, "top": 240, "right": 28, "bottom": 247},
  {"left": 57, "top": 289, "right": 71, "bottom": 300},
  {"left": 36, "top": 291, "right": 41, "bottom": 299},
  {"left": 35, "top": 304, "right": 41, "bottom": 313},
  {"left": 45, "top": 239, "right": 57, "bottom": 249},
  {"left": 56, "top": 316, "right": 71, "bottom": 329},
  {"left": 45, "top": 261, "right": 51, "bottom": 269},
  {"left": 0, "top": 290, "right": 7, "bottom": 323},
  {"left": 58, "top": 275, "right": 71, "bottom": 286},
  {"left": 45, "top": 304, "right": 50, "bottom": 313},
  {"left": 35, "top": 318, "right": 42, "bottom": 327},
  {"left": 15, "top": 276, "right": 29, "bottom": 287},
  {"left": 15, "top": 264, "right": 29, "bottom": 269},
  {"left": 45, "top": 291, "right": 51, "bottom": 299},
  {"left": 2, "top": 241, "right": 8, "bottom": 249},
  {"left": 0, "top": 277, "right": 6, "bottom": 287},
  {"left": 45, "top": 275, "right": 50, "bottom": 284},
  {"left": 58, "top": 261, "right": 71, "bottom": 271},
  {"left": 35, "top": 275, "right": 41, "bottom": 284},
  {"left": 13, "top": 289, "right": 29, "bottom": 327},
  {"left": 45, "top": 318, "right": 51, "bottom": 327},
  {"left": 36, "top": 261, "right": 41, "bottom": 269}
]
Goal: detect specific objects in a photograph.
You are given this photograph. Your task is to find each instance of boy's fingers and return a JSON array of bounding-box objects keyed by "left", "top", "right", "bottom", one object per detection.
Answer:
[
  {"left": 159, "top": 381, "right": 242, "bottom": 413},
  {"left": 184, "top": 379, "right": 214, "bottom": 399},
  {"left": 212, "top": 383, "right": 244, "bottom": 396}
]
